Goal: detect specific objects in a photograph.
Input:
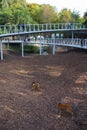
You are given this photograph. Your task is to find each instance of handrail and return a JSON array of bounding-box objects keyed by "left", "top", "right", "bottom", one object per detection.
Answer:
[
  {"left": 0, "top": 23, "right": 86, "bottom": 35},
  {"left": 32, "top": 38, "right": 87, "bottom": 49},
  {"left": 0, "top": 38, "right": 87, "bottom": 60}
]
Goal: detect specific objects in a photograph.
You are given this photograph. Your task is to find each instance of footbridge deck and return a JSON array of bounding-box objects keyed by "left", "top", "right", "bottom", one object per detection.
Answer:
[
  {"left": 31, "top": 38, "right": 87, "bottom": 55},
  {"left": 0, "top": 23, "right": 86, "bottom": 37},
  {"left": 0, "top": 23, "right": 87, "bottom": 60},
  {"left": 0, "top": 38, "right": 87, "bottom": 60}
]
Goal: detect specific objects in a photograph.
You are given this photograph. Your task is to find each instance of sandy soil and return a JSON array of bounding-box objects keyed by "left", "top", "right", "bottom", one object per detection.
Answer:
[{"left": 0, "top": 50, "right": 87, "bottom": 130}]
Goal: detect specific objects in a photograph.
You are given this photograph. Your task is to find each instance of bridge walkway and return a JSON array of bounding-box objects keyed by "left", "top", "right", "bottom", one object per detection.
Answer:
[
  {"left": 0, "top": 22, "right": 87, "bottom": 60},
  {"left": 0, "top": 38, "right": 87, "bottom": 60},
  {"left": 0, "top": 23, "right": 86, "bottom": 37}
]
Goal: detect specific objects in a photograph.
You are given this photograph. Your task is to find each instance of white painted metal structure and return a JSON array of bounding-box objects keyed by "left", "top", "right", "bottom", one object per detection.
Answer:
[
  {"left": 0, "top": 38, "right": 87, "bottom": 60},
  {"left": 38, "top": 38, "right": 87, "bottom": 55},
  {"left": 0, "top": 23, "right": 86, "bottom": 37},
  {"left": 0, "top": 40, "right": 24, "bottom": 60},
  {"left": 0, "top": 23, "right": 87, "bottom": 60}
]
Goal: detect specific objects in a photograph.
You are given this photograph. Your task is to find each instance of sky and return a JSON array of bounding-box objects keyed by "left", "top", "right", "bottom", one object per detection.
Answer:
[{"left": 26, "top": 0, "right": 87, "bottom": 17}]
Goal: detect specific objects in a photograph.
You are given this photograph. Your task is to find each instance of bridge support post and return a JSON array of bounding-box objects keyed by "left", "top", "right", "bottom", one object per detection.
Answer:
[
  {"left": 52, "top": 43, "right": 56, "bottom": 55},
  {"left": 21, "top": 41, "right": 24, "bottom": 57},
  {"left": 7, "top": 43, "right": 9, "bottom": 50},
  {"left": 40, "top": 43, "right": 42, "bottom": 55},
  {"left": 40, "top": 36, "right": 43, "bottom": 55},
  {"left": 0, "top": 40, "right": 3, "bottom": 60}
]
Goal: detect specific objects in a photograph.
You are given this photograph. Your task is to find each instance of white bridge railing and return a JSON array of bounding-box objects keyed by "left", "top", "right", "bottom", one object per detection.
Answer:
[
  {"left": 0, "top": 23, "right": 86, "bottom": 35},
  {"left": 26, "top": 38, "right": 87, "bottom": 55},
  {"left": 38, "top": 38, "right": 87, "bottom": 55},
  {"left": 34, "top": 38, "right": 87, "bottom": 49},
  {"left": 0, "top": 38, "right": 87, "bottom": 60},
  {"left": 36, "top": 38, "right": 87, "bottom": 54}
]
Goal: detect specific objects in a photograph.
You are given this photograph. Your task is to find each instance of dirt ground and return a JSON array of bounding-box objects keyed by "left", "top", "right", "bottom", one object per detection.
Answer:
[{"left": 0, "top": 50, "right": 87, "bottom": 130}]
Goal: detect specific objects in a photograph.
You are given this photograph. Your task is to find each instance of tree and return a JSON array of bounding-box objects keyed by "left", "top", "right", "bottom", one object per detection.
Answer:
[
  {"left": 0, "top": 7, "right": 12, "bottom": 24},
  {"left": 41, "top": 4, "right": 58, "bottom": 23},
  {"left": 0, "top": 1, "right": 32, "bottom": 25},
  {"left": 71, "top": 10, "right": 81, "bottom": 22},
  {"left": 83, "top": 10, "right": 87, "bottom": 27},
  {"left": 10, "top": 3, "right": 32, "bottom": 24},
  {"left": 0, "top": 0, "right": 27, "bottom": 7},
  {"left": 1, "top": 0, "right": 9, "bottom": 7},
  {"left": 27, "top": 3, "right": 43, "bottom": 24},
  {"left": 58, "top": 8, "right": 72, "bottom": 23}
]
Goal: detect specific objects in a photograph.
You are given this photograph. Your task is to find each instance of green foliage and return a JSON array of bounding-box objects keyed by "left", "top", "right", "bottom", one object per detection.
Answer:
[
  {"left": 58, "top": 8, "right": 72, "bottom": 23},
  {"left": 0, "top": 1, "right": 85, "bottom": 25},
  {"left": 0, "top": 1, "right": 32, "bottom": 25},
  {"left": 10, "top": 3, "right": 32, "bottom": 24},
  {"left": 83, "top": 11, "right": 87, "bottom": 27},
  {"left": 9, "top": 44, "right": 40, "bottom": 53},
  {"left": 58, "top": 8, "right": 82, "bottom": 23},
  {"left": 9, "top": 44, "right": 21, "bottom": 52},
  {"left": 28, "top": 3, "right": 43, "bottom": 24},
  {"left": 1, "top": 0, "right": 27, "bottom": 7},
  {"left": 71, "top": 10, "right": 81, "bottom": 22},
  {"left": 43, "top": 46, "right": 52, "bottom": 53},
  {"left": 0, "top": 7, "right": 13, "bottom": 24},
  {"left": 24, "top": 45, "right": 39, "bottom": 53},
  {"left": 41, "top": 4, "right": 58, "bottom": 23}
]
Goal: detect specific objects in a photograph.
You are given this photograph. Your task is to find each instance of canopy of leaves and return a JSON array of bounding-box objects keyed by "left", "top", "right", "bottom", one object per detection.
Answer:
[
  {"left": 41, "top": 4, "right": 58, "bottom": 23},
  {"left": 0, "top": 0, "right": 85, "bottom": 25},
  {"left": 71, "top": 10, "right": 81, "bottom": 22},
  {"left": 27, "top": 3, "right": 43, "bottom": 24},
  {"left": 0, "top": 0, "right": 32, "bottom": 24},
  {"left": 1, "top": 0, "right": 27, "bottom": 7},
  {"left": 10, "top": 3, "right": 32, "bottom": 24},
  {"left": 0, "top": 7, "right": 13, "bottom": 24},
  {"left": 83, "top": 11, "right": 87, "bottom": 27}
]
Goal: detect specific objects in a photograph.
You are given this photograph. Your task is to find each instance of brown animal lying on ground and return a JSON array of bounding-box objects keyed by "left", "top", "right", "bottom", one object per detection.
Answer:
[
  {"left": 58, "top": 102, "right": 73, "bottom": 116},
  {"left": 32, "top": 82, "right": 40, "bottom": 91}
]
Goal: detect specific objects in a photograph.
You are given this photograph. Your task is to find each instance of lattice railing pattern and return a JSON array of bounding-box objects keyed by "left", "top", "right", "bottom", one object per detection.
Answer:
[{"left": 0, "top": 23, "right": 86, "bottom": 34}]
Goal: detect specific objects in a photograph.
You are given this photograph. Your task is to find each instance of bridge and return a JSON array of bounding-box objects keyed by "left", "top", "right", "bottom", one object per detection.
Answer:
[
  {"left": 29, "top": 38, "right": 87, "bottom": 55},
  {"left": 0, "top": 23, "right": 87, "bottom": 60},
  {"left": 0, "top": 23, "right": 86, "bottom": 37}
]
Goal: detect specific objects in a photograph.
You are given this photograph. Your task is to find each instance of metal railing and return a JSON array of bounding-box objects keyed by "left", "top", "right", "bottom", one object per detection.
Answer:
[
  {"left": 0, "top": 23, "right": 86, "bottom": 35},
  {"left": 29, "top": 38, "right": 87, "bottom": 49}
]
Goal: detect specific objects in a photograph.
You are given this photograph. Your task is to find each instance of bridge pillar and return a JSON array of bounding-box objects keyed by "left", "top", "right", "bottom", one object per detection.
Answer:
[
  {"left": 0, "top": 40, "right": 3, "bottom": 60},
  {"left": 52, "top": 43, "right": 56, "bottom": 55},
  {"left": 7, "top": 42, "right": 9, "bottom": 49},
  {"left": 40, "top": 43, "right": 42, "bottom": 55},
  {"left": 21, "top": 41, "right": 24, "bottom": 57},
  {"left": 20, "top": 35, "right": 24, "bottom": 57},
  {"left": 40, "top": 35, "right": 44, "bottom": 55}
]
